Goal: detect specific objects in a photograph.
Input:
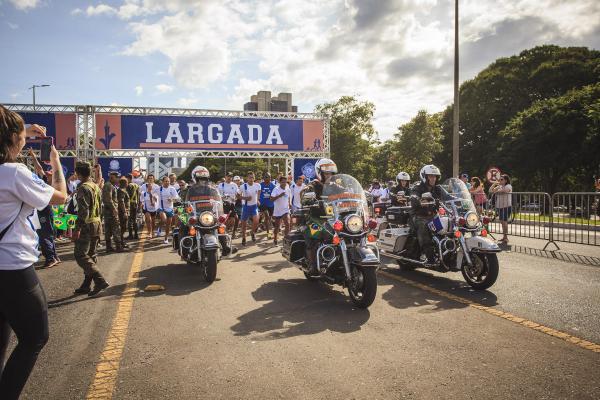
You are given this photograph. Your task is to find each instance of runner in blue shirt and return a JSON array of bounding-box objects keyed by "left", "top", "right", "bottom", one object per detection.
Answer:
[{"left": 259, "top": 172, "right": 276, "bottom": 239}]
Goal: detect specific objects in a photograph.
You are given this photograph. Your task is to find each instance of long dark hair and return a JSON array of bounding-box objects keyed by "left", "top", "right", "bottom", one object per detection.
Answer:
[
  {"left": 0, "top": 105, "right": 24, "bottom": 164},
  {"left": 471, "top": 177, "right": 482, "bottom": 188}
]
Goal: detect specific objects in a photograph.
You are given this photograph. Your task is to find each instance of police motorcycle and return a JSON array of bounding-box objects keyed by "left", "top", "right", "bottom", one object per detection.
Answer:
[
  {"left": 282, "top": 172, "right": 381, "bottom": 308},
  {"left": 173, "top": 166, "right": 232, "bottom": 283},
  {"left": 378, "top": 177, "right": 501, "bottom": 290}
]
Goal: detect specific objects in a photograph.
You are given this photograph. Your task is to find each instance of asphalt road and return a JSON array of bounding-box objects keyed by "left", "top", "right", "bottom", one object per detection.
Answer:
[{"left": 10, "top": 234, "right": 600, "bottom": 400}]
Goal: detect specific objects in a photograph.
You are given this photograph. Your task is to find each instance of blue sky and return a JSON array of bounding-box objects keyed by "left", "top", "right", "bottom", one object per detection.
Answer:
[{"left": 2, "top": 0, "right": 599, "bottom": 140}]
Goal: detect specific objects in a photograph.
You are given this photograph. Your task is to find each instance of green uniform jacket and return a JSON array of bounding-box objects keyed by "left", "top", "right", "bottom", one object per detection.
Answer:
[
  {"left": 102, "top": 181, "right": 118, "bottom": 214},
  {"left": 126, "top": 182, "right": 140, "bottom": 208},
  {"left": 75, "top": 181, "right": 102, "bottom": 236}
]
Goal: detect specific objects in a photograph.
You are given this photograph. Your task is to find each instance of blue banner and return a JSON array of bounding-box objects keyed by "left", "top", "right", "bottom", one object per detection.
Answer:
[
  {"left": 95, "top": 114, "right": 325, "bottom": 152},
  {"left": 97, "top": 157, "right": 133, "bottom": 180}
]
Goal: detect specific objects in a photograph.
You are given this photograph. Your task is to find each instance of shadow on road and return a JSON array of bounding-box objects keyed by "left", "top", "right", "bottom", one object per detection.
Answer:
[
  {"left": 231, "top": 278, "right": 370, "bottom": 340},
  {"left": 136, "top": 263, "right": 212, "bottom": 296},
  {"left": 380, "top": 264, "right": 499, "bottom": 309}
]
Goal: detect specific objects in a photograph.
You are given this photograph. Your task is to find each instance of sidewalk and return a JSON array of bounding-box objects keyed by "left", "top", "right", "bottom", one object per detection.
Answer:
[{"left": 495, "top": 234, "right": 600, "bottom": 266}]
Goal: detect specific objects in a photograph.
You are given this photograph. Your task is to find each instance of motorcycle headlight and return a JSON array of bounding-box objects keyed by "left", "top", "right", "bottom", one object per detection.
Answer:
[
  {"left": 199, "top": 211, "right": 215, "bottom": 226},
  {"left": 344, "top": 214, "right": 363, "bottom": 233},
  {"left": 465, "top": 211, "right": 479, "bottom": 228}
]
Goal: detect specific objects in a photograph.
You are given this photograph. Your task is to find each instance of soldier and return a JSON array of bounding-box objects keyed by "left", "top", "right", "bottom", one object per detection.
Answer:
[
  {"left": 117, "top": 177, "right": 130, "bottom": 244},
  {"left": 72, "top": 161, "right": 110, "bottom": 296},
  {"left": 103, "top": 172, "right": 128, "bottom": 252},
  {"left": 125, "top": 173, "right": 141, "bottom": 239}
]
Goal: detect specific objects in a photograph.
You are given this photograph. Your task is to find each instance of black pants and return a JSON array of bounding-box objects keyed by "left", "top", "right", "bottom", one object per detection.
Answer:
[{"left": 0, "top": 266, "right": 49, "bottom": 400}]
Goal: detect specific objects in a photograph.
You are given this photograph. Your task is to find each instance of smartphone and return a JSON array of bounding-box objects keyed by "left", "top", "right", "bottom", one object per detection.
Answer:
[{"left": 40, "top": 137, "right": 53, "bottom": 162}]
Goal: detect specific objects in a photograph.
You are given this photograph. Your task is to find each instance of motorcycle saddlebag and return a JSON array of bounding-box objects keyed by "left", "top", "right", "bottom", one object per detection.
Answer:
[
  {"left": 385, "top": 206, "right": 411, "bottom": 225},
  {"left": 282, "top": 230, "right": 305, "bottom": 262}
]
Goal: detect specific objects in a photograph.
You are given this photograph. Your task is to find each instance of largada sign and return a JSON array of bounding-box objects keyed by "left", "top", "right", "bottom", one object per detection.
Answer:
[{"left": 95, "top": 114, "right": 325, "bottom": 153}]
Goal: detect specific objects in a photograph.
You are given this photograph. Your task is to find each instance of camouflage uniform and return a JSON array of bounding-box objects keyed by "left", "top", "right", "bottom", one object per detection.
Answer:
[
  {"left": 126, "top": 182, "right": 140, "bottom": 239},
  {"left": 74, "top": 177, "right": 108, "bottom": 293},
  {"left": 117, "top": 187, "right": 130, "bottom": 240},
  {"left": 102, "top": 181, "right": 124, "bottom": 250}
]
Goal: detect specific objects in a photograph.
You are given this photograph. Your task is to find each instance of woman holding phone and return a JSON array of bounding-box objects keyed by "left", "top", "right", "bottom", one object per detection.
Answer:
[{"left": 0, "top": 105, "right": 68, "bottom": 399}]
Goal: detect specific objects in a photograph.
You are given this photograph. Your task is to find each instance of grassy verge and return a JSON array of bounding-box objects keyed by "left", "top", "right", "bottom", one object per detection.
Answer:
[{"left": 513, "top": 213, "right": 600, "bottom": 226}]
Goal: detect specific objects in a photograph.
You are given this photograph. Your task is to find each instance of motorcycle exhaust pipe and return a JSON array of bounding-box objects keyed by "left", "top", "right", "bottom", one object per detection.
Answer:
[{"left": 380, "top": 250, "right": 428, "bottom": 266}]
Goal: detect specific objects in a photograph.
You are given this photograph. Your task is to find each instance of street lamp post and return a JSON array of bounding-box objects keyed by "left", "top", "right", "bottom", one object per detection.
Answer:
[
  {"left": 452, "top": 0, "right": 460, "bottom": 177},
  {"left": 29, "top": 84, "right": 50, "bottom": 110}
]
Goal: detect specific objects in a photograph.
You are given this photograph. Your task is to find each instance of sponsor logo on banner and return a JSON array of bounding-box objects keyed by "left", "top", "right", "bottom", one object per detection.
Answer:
[{"left": 109, "top": 160, "right": 120, "bottom": 170}]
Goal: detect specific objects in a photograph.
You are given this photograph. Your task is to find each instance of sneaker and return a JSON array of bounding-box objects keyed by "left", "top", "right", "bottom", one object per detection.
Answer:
[
  {"left": 43, "top": 259, "right": 59, "bottom": 269},
  {"left": 241, "top": 238, "right": 246, "bottom": 246},
  {"left": 267, "top": 232, "right": 272, "bottom": 240},
  {"left": 251, "top": 233, "right": 256, "bottom": 242},
  {"left": 273, "top": 239, "right": 278, "bottom": 246},
  {"left": 163, "top": 238, "right": 169, "bottom": 244}
]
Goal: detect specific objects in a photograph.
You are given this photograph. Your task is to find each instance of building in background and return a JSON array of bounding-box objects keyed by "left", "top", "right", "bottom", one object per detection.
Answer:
[{"left": 244, "top": 91, "right": 298, "bottom": 112}]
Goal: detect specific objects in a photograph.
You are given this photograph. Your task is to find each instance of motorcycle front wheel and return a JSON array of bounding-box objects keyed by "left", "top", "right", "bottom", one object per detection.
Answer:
[
  {"left": 348, "top": 266, "right": 377, "bottom": 308},
  {"left": 461, "top": 253, "right": 499, "bottom": 290},
  {"left": 204, "top": 251, "right": 218, "bottom": 283}
]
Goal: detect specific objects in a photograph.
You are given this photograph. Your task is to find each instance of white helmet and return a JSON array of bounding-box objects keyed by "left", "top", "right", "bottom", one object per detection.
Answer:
[
  {"left": 419, "top": 164, "right": 441, "bottom": 183},
  {"left": 315, "top": 158, "right": 337, "bottom": 180},
  {"left": 396, "top": 172, "right": 410, "bottom": 183},
  {"left": 191, "top": 166, "right": 210, "bottom": 183}
]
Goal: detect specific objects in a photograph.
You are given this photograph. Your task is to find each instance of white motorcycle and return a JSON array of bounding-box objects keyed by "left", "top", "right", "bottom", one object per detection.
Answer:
[{"left": 378, "top": 178, "right": 501, "bottom": 290}]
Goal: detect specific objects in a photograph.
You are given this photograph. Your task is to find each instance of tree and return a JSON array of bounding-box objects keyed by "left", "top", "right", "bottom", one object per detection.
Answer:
[
  {"left": 499, "top": 82, "right": 600, "bottom": 193},
  {"left": 390, "top": 110, "right": 443, "bottom": 179},
  {"left": 315, "top": 96, "right": 378, "bottom": 184},
  {"left": 435, "top": 45, "right": 600, "bottom": 181}
]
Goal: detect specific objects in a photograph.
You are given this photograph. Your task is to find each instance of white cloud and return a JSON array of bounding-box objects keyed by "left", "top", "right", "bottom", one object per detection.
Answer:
[
  {"left": 82, "top": 0, "right": 600, "bottom": 139},
  {"left": 85, "top": 4, "right": 117, "bottom": 16},
  {"left": 134, "top": 85, "right": 143, "bottom": 96},
  {"left": 7, "top": 22, "right": 19, "bottom": 29},
  {"left": 155, "top": 84, "right": 174, "bottom": 93},
  {"left": 177, "top": 97, "right": 199, "bottom": 107},
  {"left": 9, "top": 0, "right": 39, "bottom": 10}
]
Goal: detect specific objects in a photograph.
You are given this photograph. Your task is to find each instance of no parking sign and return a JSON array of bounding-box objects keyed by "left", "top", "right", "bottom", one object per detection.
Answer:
[{"left": 486, "top": 167, "right": 502, "bottom": 183}]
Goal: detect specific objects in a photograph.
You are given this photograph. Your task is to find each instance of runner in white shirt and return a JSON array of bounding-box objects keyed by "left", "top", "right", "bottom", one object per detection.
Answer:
[
  {"left": 290, "top": 176, "right": 306, "bottom": 212},
  {"left": 218, "top": 173, "right": 241, "bottom": 238},
  {"left": 270, "top": 176, "right": 292, "bottom": 245},
  {"left": 158, "top": 175, "right": 180, "bottom": 243},
  {"left": 0, "top": 113, "right": 68, "bottom": 399},
  {"left": 239, "top": 171, "right": 262, "bottom": 245},
  {"left": 140, "top": 175, "right": 160, "bottom": 238}
]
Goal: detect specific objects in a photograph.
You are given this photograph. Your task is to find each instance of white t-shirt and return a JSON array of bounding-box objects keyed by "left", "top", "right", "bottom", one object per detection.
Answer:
[
  {"left": 271, "top": 186, "right": 291, "bottom": 217},
  {"left": 0, "top": 163, "right": 54, "bottom": 270},
  {"left": 290, "top": 182, "right": 306, "bottom": 209},
  {"left": 240, "top": 182, "right": 261, "bottom": 206},
  {"left": 158, "top": 185, "right": 180, "bottom": 212},
  {"left": 494, "top": 184, "right": 513, "bottom": 209},
  {"left": 68, "top": 179, "right": 80, "bottom": 194},
  {"left": 218, "top": 182, "right": 240, "bottom": 199},
  {"left": 141, "top": 183, "right": 159, "bottom": 212},
  {"left": 133, "top": 177, "right": 145, "bottom": 186}
]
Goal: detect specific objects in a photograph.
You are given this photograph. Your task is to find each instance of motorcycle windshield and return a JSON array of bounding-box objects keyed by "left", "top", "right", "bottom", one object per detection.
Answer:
[
  {"left": 186, "top": 184, "right": 224, "bottom": 216},
  {"left": 322, "top": 174, "right": 369, "bottom": 220},
  {"left": 440, "top": 178, "right": 476, "bottom": 214}
]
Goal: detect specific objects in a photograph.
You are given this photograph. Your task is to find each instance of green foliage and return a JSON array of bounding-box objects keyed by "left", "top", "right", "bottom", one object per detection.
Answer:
[
  {"left": 390, "top": 110, "right": 443, "bottom": 178},
  {"left": 435, "top": 45, "right": 600, "bottom": 184},
  {"left": 315, "top": 96, "right": 378, "bottom": 184},
  {"left": 178, "top": 157, "right": 286, "bottom": 182},
  {"left": 499, "top": 83, "right": 600, "bottom": 193}
]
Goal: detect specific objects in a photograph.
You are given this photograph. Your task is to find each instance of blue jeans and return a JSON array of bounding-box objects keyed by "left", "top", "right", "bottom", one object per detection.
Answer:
[{"left": 37, "top": 229, "right": 57, "bottom": 262}]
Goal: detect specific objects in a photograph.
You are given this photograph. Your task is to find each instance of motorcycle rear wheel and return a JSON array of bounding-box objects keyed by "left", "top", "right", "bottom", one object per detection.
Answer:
[
  {"left": 348, "top": 266, "right": 377, "bottom": 308},
  {"left": 204, "top": 251, "right": 218, "bottom": 283},
  {"left": 461, "top": 253, "right": 499, "bottom": 290}
]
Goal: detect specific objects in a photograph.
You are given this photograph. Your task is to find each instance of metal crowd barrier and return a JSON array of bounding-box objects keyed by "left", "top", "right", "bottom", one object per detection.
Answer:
[{"left": 476, "top": 191, "right": 600, "bottom": 249}]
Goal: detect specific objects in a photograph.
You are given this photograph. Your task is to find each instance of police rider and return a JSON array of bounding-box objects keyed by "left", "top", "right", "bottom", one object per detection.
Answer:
[
  {"left": 390, "top": 172, "right": 411, "bottom": 206},
  {"left": 410, "top": 165, "right": 443, "bottom": 265},
  {"left": 186, "top": 166, "right": 232, "bottom": 256}
]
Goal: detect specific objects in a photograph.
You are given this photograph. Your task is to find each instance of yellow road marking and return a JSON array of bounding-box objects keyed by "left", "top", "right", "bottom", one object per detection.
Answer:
[
  {"left": 86, "top": 237, "right": 146, "bottom": 400},
  {"left": 378, "top": 270, "right": 600, "bottom": 354}
]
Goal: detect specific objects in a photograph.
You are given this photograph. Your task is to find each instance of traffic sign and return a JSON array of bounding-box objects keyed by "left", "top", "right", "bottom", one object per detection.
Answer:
[{"left": 486, "top": 167, "right": 502, "bottom": 183}]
